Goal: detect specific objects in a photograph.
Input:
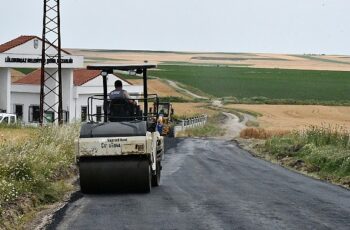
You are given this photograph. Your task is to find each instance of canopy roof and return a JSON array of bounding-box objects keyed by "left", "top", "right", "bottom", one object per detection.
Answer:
[{"left": 87, "top": 64, "right": 157, "bottom": 73}]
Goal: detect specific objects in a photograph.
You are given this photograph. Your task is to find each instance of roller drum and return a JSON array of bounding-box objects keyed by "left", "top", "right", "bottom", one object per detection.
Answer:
[{"left": 79, "top": 156, "right": 151, "bottom": 193}]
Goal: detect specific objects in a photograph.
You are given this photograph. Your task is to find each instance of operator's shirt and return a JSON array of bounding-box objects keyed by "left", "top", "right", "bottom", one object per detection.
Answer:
[{"left": 109, "top": 89, "right": 130, "bottom": 100}]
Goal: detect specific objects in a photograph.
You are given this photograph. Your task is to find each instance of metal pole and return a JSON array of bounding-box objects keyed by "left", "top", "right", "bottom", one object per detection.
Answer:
[
  {"left": 143, "top": 68, "right": 148, "bottom": 119},
  {"left": 57, "top": 0, "right": 63, "bottom": 125},
  {"left": 40, "top": 0, "right": 63, "bottom": 125},
  {"left": 103, "top": 73, "right": 108, "bottom": 122},
  {"left": 39, "top": 0, "right": 47, "bottom": 125}
]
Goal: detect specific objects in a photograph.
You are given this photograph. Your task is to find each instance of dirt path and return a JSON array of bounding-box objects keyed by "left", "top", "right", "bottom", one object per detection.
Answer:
[
  {"left": 221, "top": 112, "right": 245, "bottom": 139},
  {"left": 165, "top": 80, "right": 208, "bottom": 99},
  {"left": 220, "top": 112, "right": 256, "bottom": 139},
  {"left": 211, "top": 100, "right": 254, "bottom": 139}
]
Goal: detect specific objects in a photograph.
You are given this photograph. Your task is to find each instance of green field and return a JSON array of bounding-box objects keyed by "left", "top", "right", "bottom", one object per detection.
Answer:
[{"left": 150, "top": 65, "right": 350, "bottom": 103}]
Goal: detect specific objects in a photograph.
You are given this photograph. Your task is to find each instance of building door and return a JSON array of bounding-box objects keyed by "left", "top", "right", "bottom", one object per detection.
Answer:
[
  {"left": 14, "top": 104, "right": 23, "bottom": 120},
  {"left": 29, "top": 105, "right": 40, "bottom": 123},
  {"left": 81, "top": 106, "right": 87, "bottom": 122},
  {"left": 63, "top": 111, "right": 69, "bottom": 123}
]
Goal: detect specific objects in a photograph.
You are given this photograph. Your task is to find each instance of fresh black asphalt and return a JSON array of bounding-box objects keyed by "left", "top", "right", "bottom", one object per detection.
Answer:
[{"left": 49, "top": 138, "right": 350, "bottom": 230}]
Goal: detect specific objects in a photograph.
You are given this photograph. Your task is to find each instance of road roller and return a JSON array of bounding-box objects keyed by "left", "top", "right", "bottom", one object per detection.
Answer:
[{"left": 75, "top": 64, "right": 164, "bottom": 193}]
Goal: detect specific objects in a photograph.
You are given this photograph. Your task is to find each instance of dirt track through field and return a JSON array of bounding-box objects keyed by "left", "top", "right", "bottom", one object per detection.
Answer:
[
  {"left": 127, "top": 79, "right": 185, "bottom": 98},
  {"left": 226, "top": 104, "right": 350, "bottom": 131}
]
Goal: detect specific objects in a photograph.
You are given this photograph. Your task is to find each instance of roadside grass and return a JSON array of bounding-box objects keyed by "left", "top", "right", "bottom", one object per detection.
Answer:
[
  {"left": 0, "top": 124, "right": 37, "bottom": 143},
  {"left": 0, "top": 124, "right": 79, "bottom": 229},
  {"left": 258, "top": 126, "right": 350, "bottom": 187},
  {"left": 150, "top": 65, "right": 350, "bottom": 104},
  {"left": 240, "top": 128, "right": 289, "bottom": 140},
  {"left": 178, "top": 113, "right": 226, "bottom": 137}
]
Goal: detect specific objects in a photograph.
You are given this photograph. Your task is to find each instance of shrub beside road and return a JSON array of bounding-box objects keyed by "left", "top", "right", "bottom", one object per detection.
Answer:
[
  {"left": 243, "top": 126, "right": 350, "bottom": 188},
  {"left": 0, "top": 124, "right": 79, "bottom": 228}
]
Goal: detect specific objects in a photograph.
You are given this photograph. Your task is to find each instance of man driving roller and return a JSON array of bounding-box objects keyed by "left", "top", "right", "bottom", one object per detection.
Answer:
[{"left": 110, "top": 80, "right": 130, "bottom": 100}]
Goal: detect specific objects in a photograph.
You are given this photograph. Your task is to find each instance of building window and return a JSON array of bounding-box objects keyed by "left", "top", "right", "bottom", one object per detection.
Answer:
[
  {"left": 34, "top": 39, "right": 39, "bottom": 49},
  {"left": 29, "top": 105, "right": 40, "bottom": 123},
  {"left": 63, "top": 111, "right": 69, "bottom": 123},
  {"left": 44, "top": 111, "right": 55, "bottom": 123},
  {"left": 96, "top": 106, "right": 102, "bottom": 122},
  {"left": 14, "top": 104, "right": 23, "bottom": 120},
  {"left": 81, "top": 106, "right": 87, "bottom": 122}
]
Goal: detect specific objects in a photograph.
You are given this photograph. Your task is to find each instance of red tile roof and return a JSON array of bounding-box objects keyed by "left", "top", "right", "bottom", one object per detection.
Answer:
[
  {"left": 0, "top": 36, "right": 37, "bottom": 53},
  {"left": 14, "top": 69, "right": 102, "bottom": 86},
  {"left": 0, "top": 35, "right": 71, "bottom": 54},
  {"left": 74, "top": 69, "right": 102, "bottom": 86},
  {"left": 14, "top": 69, "right": 41, "bottom": 85}
]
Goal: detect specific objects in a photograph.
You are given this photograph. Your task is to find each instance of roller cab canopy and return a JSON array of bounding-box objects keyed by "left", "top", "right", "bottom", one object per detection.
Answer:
[
  {"left": 87, "top": 64, "right": 157, "bottom": 122},
  {"left": 87, "top": 64, "right": 157, "bottom": 73}
]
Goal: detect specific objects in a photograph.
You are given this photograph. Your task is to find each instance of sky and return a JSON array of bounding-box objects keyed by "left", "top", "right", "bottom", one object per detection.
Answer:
[{"left": 0, "top": 0, "right": 349, "bottom": 54}]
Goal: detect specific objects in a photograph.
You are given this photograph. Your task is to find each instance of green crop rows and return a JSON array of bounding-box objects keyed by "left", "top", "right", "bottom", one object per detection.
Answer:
[{"left": 150, "top": 65, "right": 350, "bottom": 102}]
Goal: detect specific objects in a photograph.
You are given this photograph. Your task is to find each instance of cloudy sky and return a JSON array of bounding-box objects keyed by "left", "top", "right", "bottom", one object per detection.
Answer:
[{"left": 0, "top": 0, "right": 349, "bottom": 54}]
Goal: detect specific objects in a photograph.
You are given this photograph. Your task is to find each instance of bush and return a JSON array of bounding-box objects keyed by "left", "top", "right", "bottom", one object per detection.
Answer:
[
  {"left": 0, "top": 124, "right": 79, "bottom": 226},
  {"left": 181, "top": 123, "right": 225, "bottom": 137},
  {"left": 240, "top": 128, "right": 289, "bottom": 140},
  {"left": 302, "top": 125, "right": 350, "bottom": 148},
  {"left": 262, "top": 126, "right": 350, "bottom": 186},
  {"left": 265, "top": 135, "right": 303, "bottom": 159},
  {"left": 298, "top": 143, "right": 350, "bottom": 177}
]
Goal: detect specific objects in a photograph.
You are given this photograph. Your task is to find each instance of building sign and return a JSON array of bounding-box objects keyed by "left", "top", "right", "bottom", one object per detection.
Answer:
[{"left": 4, "top": 56, "right": 74, "bottom": 64}]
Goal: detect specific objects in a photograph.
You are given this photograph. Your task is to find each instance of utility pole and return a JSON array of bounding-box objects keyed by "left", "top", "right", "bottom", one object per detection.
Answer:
[{"left": 40, "top": 0, "right": 63, "bottom": 125}]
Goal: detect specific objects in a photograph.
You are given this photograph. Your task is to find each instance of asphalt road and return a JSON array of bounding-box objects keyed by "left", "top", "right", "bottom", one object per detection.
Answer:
[{"left": 49, "top": 138, "right": 350, "bottom": 230}]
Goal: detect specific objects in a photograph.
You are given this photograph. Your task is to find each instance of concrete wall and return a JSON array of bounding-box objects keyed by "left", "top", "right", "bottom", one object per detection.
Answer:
[
  {"left": 62, "top": 69, "right": 74, "bottom": 122},
  {"left": 0, "top": 68, "right": 11, "bottom": 113},
  {"left": 74, "top": 94, "right": 104, "bottom": 122},
  {"left": 11, "top": 91, "right": 40, "bottom": 123}
]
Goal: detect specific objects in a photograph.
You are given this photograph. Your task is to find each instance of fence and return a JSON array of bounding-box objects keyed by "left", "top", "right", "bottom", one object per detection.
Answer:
[{"left": 173, "top": 114, "right": 208, "bottom": 137}]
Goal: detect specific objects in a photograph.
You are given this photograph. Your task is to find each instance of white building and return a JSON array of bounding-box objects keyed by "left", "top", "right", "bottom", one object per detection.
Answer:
[{"left": 0, "top": 35, "right": 142, "bottom": 123}]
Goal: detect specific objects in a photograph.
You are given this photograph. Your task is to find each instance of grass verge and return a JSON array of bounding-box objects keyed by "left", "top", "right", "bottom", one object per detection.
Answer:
[
  {"left": 177, "top": 113, "right": 226, "bottom": 137},
  {"left": 240, "top": 128, "right": 289, "bottom": 139},
  {"left": 0, "top": 124, "right": 79, "bottom": 229},
  {"left": 242, "top": 126, "right": 350, "bottom": 188}
]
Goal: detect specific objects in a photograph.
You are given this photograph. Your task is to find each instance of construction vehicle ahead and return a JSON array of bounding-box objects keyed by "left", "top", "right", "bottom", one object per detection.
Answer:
[
  {"left": 75, "top": 64, "right": 164, "bottom": 193},
  {"left": 155, "top": 102, "right": 174, "bottom": 136}
]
